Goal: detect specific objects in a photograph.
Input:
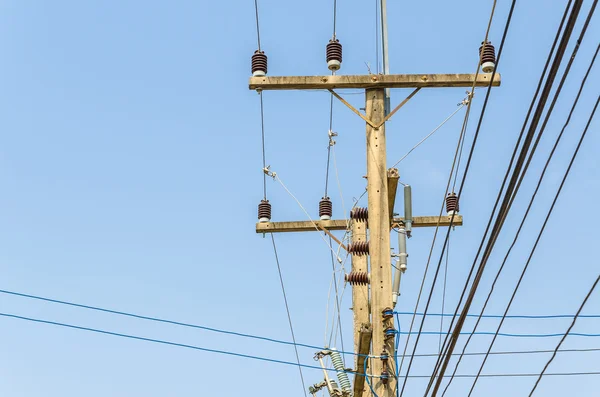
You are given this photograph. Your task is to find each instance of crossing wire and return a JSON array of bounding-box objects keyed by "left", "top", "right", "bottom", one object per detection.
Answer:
[
  {"left": 426, "top": 1, "right": 584, "bottom": 394},
  {"left": 2, "top": 310, "right": 600, "bottom": 380},
  {"left": 429, "top": 0, "right": 574, "bottom": 385},
  {"left": 441, "top": 39, "right": 600, "bottom": 397},
  {"left": 398, "top": 1, "right": 500, "bottom": 392},
  {"left": 466, "top": 94, "right": 600, "bottom": 396},
  {"left": 271, "top": 235, "right": 308, "bottom": 397},
  {"left": 528, "top": 273, "right": 600, "bottom": 396}
]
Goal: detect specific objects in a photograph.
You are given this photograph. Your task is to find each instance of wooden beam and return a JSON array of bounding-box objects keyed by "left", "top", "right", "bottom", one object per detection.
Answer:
[
  {"left": 249, "top": 73, "right": 501, "bottom": 91},
  {"left": 387, "top": 168, "right": 399, "bottom": 221},
  {"left": 255, "top": 215, "right": 463, "bottom": 233},
  {"left": 354, "top": 324, "right": 372, "bottom": 397}
]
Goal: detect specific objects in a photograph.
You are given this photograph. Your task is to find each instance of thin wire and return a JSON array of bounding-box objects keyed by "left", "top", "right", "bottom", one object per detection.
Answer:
[
  {"left": 441, "top": 40, "right": 600, "bottom": 397},
  {"left": 260, "top": 92, "right": 267, "bottom": 199},
  {"left": 327, "top": 235, "right": 346, "bottom": 365},
  {"left": 529, "top": 275, "right": 600, "bottom": 395},
  {"left": 397, "top": 95, "right": 474, "bottom": 385},
  {"left": 253, "top": 0, "right": 261, "bottom": 50},
  {"left": 452, "top": 105, "right": 471, "bottom": 192},
  {"left": 391, "top": 101, "right": 467, "bottom": 168},
  {"left": 439, "top": 237, "right": 450, "bottom": 353},
  {"left": 431, "top": 0, "right": 573, "bottom": 386},
  {"left": 324, "top": 94, "right": 334, "bottom": 197},
  {"left": 332, "top": 0, "right": 338, "bottom": 37},
  {"left": 276, "top": 174, "right": 342, "bottom": 260},
  {"left": 375, "top": 0, "right": 380, "bottom": 74},
  {"left": 271, "top": 235, "right": 308, "bottom": 397},
  {"left": 467, "top": 95, "right": 600, "bottom": 396}
]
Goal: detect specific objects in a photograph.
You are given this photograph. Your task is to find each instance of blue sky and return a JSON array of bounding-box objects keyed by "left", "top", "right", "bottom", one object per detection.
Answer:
[{"left": 0, "top": 1, "right": 598, "bottom": 396}]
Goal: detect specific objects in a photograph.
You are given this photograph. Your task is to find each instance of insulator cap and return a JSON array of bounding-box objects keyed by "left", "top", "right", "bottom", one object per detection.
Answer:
[
  {"left": 350, "top": 207, "right": 368, "bottom": 222},
  {"left": 319, "top": 196, "right": 333, "bottom": 220},
  {"left": 348, "top": 241, "right": 369, "bottom": 255},
  {"left": 479, "top": 41, "right": 496, "bottom": 73},
  {"left": 258, "top": 199, "right": 272, "bottom": 222},
  {"left": 252, "top": 50, "right": 268, "bottom": 76},
  {"left": 445, "top": 192, "right": 459, "bottom": 215},
  {"left": 345, "top": 271, "right": 370, "bottom": 286},
  {"left": 326, "top": 38, "right": 343, "bottom": 71}
]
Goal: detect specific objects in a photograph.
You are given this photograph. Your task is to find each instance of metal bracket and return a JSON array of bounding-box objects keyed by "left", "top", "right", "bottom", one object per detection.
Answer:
[
  {"left": 317, "top": 224, "right": 348, "bottom": 252},
  {"left": 329, "top": 88, "right": 421, "bottom": 129}
]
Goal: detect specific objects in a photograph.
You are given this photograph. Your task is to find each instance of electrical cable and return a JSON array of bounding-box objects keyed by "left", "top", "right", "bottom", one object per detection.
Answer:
[
  {"left": 466, "top": 94, "right": 600, "bottom": 396},
  {"left": 271, "top": 235, "right": 308, "bottom": 397},
  {"left": 441, "top": 39, "right": 600, "bottom": 397},
  {"left": 439, "top": 238, "right": 450, "bottom": 353},
  {"left": 398, "top": 2, "right": 500, "bottom": 392},
  {"left": 528, "top": 274, "right": 600, "bottom": 396},
  {"left": 426, "top": 2, "right": 582, "bottom": 394},
  {"left": 390, "top": 99, "right": 467, "bottom": 168},
  {"left": 253, "top": 0, "right": 261, "bottom": 51}
]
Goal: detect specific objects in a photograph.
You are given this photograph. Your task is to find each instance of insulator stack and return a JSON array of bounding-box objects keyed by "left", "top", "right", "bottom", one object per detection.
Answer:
[
  {"left": 326, "top": 38, "right": 343, "bottom": 71},
  {"left": 479, "top": 41, "right": 496, "bottom": 73},
  {"left": 445, "top": 192, "right": 459, "bottom": 216},
  {"left": 345, "top": 271, "right": 370, "bottom": 286},
  {"left": 251, "top": 50, "right": 268, "bottom": 77},
  {"left": 319, "top": 196, "right": 333, "bottom": 220},
  {"left": 348, "top": 241, "right": 369, "bottom": 255},
  {"left": 258, "top": 199, "right": 272, "bottom": 222},
  {"left": 330, "top": 348, "right": 352, "bottom": 394},
  {"left": 350, "top": 207, "right": 368, "bottom": 222}
]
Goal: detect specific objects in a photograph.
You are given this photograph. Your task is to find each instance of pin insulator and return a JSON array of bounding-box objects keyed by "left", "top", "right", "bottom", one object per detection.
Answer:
[
  {"left": 380, "top": 370, "right": 389, "bottom": 385},
  {"left": 382, "top": 308, "right": 394, "bottom": 319},
  {"left": 345, "top": 271, "right": 369, "bottom": 285},
  {"left": 319, "top": 196, "right": 333, "bottom": 220},
  {"left": 252, "top": 50, "right": 268, "bottom": 77},
  {"left": 479, "top": 41, "right": 496, "bottom": 73},
  {"left": 348, "top": 241, "right": 369, "bottom": 255},
  {"left": 445, "top": 192, "right": 459, "bottom": 216},
  {"left": 258, "top": 199, "right": 272, "bottom": 222},
  {"left": 350, "top": 207, "right": 368, "bottom": 222},
  {"left": 326, "top": 38, "right": 343, "bottom": 71}
]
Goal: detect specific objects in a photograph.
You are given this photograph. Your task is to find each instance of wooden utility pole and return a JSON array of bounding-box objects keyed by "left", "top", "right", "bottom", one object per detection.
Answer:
[
  {"left": 365, "top": 88, "right": 395, "bottom": 396},
  {"left": 250, "top": 72, "right": 498, "bottom": 397}
]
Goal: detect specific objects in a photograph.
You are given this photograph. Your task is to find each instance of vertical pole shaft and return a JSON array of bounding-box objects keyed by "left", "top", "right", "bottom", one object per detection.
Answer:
[
  {"left": 351, "top": 218, "right": 370, "bottom": 395},
  {"left": 380, "top": 0, "right": 391, "bottom": 115},
  {"left": 365, "top": 88, "right": 395, "bottom": 396}
]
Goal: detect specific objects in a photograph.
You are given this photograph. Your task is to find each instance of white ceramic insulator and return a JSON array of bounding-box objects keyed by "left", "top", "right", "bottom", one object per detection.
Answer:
[
  {"left": 327, "top": 59, "right": 341, "bottom": 71},
  {"left": 482, "top": 61, "right": 495, "bottom": 73},
  {"left": 253, "top": 70, "right": 266, "bottom": 77}
]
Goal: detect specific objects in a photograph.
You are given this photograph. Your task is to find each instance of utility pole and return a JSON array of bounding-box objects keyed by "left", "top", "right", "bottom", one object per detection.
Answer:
[{"left": 250, "top": 73, "right": 499, "bottom": 397}]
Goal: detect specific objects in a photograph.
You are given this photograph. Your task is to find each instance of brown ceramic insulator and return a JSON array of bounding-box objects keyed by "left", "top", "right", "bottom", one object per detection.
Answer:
[
  {"left": 445, "top": 192, "right": 459, "bottom": 214},
  {"left": 350, "top": 207, "right": 368, "bottom": 222},
  {"left": 345, "top": 271, "right": 369, "bottom": 286},
  {"left": 319, "top": 197, "right": 333, "bottom": 219},
  {"left": 348, "top": 241, "right": 369, "bottom": 255},
  {"left": 326, "top": 39, "right": 343, "bottom": 64},
  {"left": 479, "top": 41, "right": 496, "bottom": 65},
  {"left": 251, "top": 50, "right": 268, "bottom": 75},
  {"left": 258, "top": 199, "right": 272, "bottom": 221}
]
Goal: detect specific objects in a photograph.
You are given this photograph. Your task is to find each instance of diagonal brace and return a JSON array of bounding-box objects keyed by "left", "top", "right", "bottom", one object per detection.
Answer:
[{"left": 329, "top": 88, "right": 421, "bottom": 129}]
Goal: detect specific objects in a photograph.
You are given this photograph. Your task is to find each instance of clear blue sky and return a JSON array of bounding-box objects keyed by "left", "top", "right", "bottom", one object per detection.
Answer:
[{"left": 0, "top": 1, "right": 598, "bottom": 396}]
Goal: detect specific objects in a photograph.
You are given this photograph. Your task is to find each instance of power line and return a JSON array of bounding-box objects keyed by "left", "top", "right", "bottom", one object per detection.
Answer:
[
  {"left": 270, "top": 235, "right": 308, "bottom": 397},
  {"left": 398, "top": 0, "right": 503, "bottom": 392},
  {"left": 427, "top": 1, "right": 584, "bottom": 394},
  {"left": 466, "top": 94, "right": 600, "bottom": 396},
  {"left": 3, "top": 309, "right": 600, "bottom": 382},
  {"left": 441, "top": 38, "right": 600, "bottom": 397},
  {"left": 253, "top": 0, "right": 261, "bottom": 51},
  {"left": 528, "top": 273, "right": 600, "bottom": 396}
]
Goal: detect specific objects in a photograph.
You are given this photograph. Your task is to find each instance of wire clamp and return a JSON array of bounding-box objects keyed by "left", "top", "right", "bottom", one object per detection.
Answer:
[{"left": 262, "top": 166, "right": 276, "bottom": 179}]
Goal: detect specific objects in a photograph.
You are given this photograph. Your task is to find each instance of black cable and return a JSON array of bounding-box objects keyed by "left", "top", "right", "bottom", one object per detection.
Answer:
[
  {"left": 332, "top": 0, "right": 338, "bottom": 37},
  {"left": 439, "top": 238, "right": 450, "bottom": 353},
  {"left": 529, "top": 275, "right": 600, "bottom": 395},
  {"left": 430, "top": 0, "right": 574, "bottom": 389},
  {"left": 441, "top": 40, "right": 600, "bottom": 397},
  {"left": 467, "top": 95, "right": 599, "bottom": 396},
  {"left": 271, "top": 235, "right": 308, "bottom": 397},
  {"left": 400, "top": 1, "right": 517, "bottom": 393},
  {"left": 427, "top": 2, "right": 583, "bottom": 394},
  {"left": 327, "top": 236, "right": 346, "bottom": 366}
]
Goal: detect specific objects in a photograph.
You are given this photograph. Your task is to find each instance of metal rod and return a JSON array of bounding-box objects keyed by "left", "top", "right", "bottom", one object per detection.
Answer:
[{"left": 381, "top": 0, "right": 391, "bottom": 115}]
